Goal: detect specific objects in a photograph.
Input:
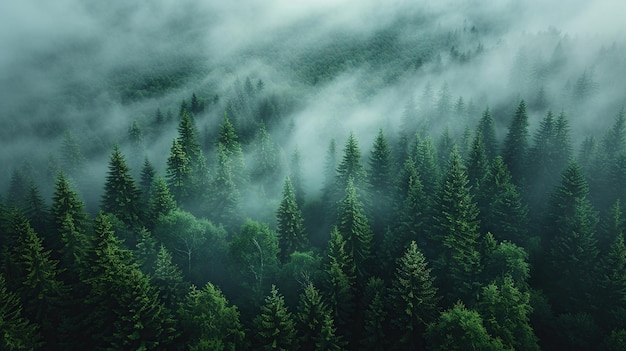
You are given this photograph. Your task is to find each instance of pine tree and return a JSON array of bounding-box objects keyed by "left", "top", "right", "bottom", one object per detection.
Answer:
[
  {"left": 360, "top": 277, "right": 387, "bottom": 351},
  {"left": 502, "top": 100, "right": 529, "bottom": 186},
  {"left": 430, "top": 147, "right": 482, "bottom": 304},
  {"left": 210, "top": 144, "right": 242, "bottom": 230},
  {"left": 477, "top": 108, "right": 498, "bottom": 161},
  {"left": 166, "top": 139, "right": 192, "bottom": 205},
  {"left": 152, "top": 244, "right": 187, "bottom": 310},
  {"left": 413, "top": 136, "right": 440, "bottom": 202},
  {"left": 336, "top": 133, "right": 367, "bottom": 193},
  {"left": 178, "top": 282, "right": 244, "bottom": 351},
  {"left": 49, "top": 172, "right": 88, "bottom": 257},
  {"left": 368, "top": 129, "right": 393, "bottom": 245},
  {"left": 336, "top": 178, "right": 373, "bottom": 283},
  {"left": 276, "top": 177, "right": 307, "bottom": 262},
  {"left": 217, "top": 114, "right": 246, "bottom": 188},
  {"left": 598, "top": 232, "right": 626, "bottom": 329},
  {"left": 436, "top": 127, "right": 455, "bottom": 171},
  {"left": 479, "top": 157, "right": 529, "bottom": 246},
  {"left": 466, "top": 130, "right": 489, "bottom": 197},
  {"left": 324, "top": 227, "right": 356, "bottom": 340},
  {"left": 139, "top": 157, "right": 156, "bottom": 207},
  {"left": 102, "top": 145, "right": 142, "bottom": 228},
  {"left": 148, "top": 176, "right": 177, "bottom": 227},
  {"left": 13, "top": 217, "right": 68, "bottom": 348},
  {"left": 253, "top": 285, "right": 297, "bottom": 351},
  {"left": 389, "top": 241, "right": 440, "bottom": 350},
  {"left": 0, "top": 273, "right": 41, "bottom": 351},
  {"left": 296, "top": 283, "right": 338, "bottom": 351}
]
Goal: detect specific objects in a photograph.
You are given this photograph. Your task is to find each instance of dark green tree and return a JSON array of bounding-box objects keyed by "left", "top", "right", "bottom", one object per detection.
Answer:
[
  {"left": 296, "top": 283, "right": 339, "bottom": 351},
  {"left": 101, "top": 145, "right": 142, "bottom": 228},
  {"left": 148, "top": 176, "right": 177, "bottom": 228},
  {"left": 430, "top": 148, "right": 482, "bottom": 304},
  {"left": 251, "top": 124, "right": 282, "bottom": 196},
  {"left": 217, "top": 114, "right": 246, "bottom": 188},
  {"left": 0, "top": 273, "right": 41, "bottom": 351},
  {"left": 597, "top": 231, "right": 626, "bottom": 331},
  {"left": 253, "top": 285, "right": 297, "bottom": 351},
  {"left": 479, "top": 157, "right": 529, "bottom": 247},
  {"left": 336, "top": 133, "right": 367, "bottom": 193},
  {"left": 290, "top": 148, "right": 306, "bottom": 207},
  {"left": 388, "top": 241, "right": 440, "bottom": 350},
  {"left": 425, "top": 301, "right": 508, "bottom": 351},
  {"left": 209, "top": 144, "right": 242, "bottom": 230},
  {"left": 360, "top": 277, "right": 387, "bottom": 351},
  {"left": 336, "top": 178, "right": 373, "bottom": 283},
  {"left": 413, "top": 136, "right": 440, "bottom": 202},
  {"left": 49, "top": 172, "right": 88, "bottom": 258},
  {"left": 477, "top": 108, "right": 498, "bottom": 161},
  {"left": 152, "top": 244, "right": 187, "bottom": 310},
  {"left": 477, "top": 275, "right": 539, "bottom": 351},
  {"left": 368, "top": 129, "right": 394, "bottom": 244},
  {"left": 276, "top": 177, "right": 307, "bottom": 262},
  {"left": 178, "top": 282, "right": 244, "bottom": 351},
  {"left": 466, "top": 131, "right": 489, "bottom": 197},
  {"left": 166, "top": 139, "right": 192, "bottom": 205},
  {"left": 502, "top": 100, "right": 529, "bottom": 186},
  {"left": 139, "top": 157, "right": 156, "bottom": 207}
]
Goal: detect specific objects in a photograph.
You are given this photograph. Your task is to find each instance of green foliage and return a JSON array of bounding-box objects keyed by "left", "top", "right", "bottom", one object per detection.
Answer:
[
  {"left": 368, "top": 129, "right": 394, "bottom": 240},
  {"left": 253, "top": 285, "right": 297, "bottom": 351},
  {"left": 336, "top": 178, "right": 373, "bottom": 283},
  {"left": 229, "top": 220, "right": 280, "bottom": 295},
  {"left": 336, "top": 133, "right": 367, "bottom": 192},
  {"left": 178, "top": 283, "right": 244, "bottom": 351},
  {"left": 209, "top": 144, "right": 242, "bottom": 230},
  {"left": 0, "top": 273, "right": 41, "bottom": 351},
  {"left": 101, "top": 145, "right": 142, "bottom": 228},
  {"left": 389, "top": 241, "right": 440, "bottom": 349},
  {"left": 147, "top": 176, "right": 177, "bottom": 228},
  {"left": 430, "top": 147, "right": 482, "bottom": 304},
  {"left": 166, "top": 139, "right": 192, "bottom": 205},
  {"left": 425, "top": 301, "right": 510, "bottom": 351},
  {"left": 324, "top": 228, "right": 356, "bottom": 339},
  {"left": 502, "top": 100, "right": 529, "bottom": 185},
  {"left": 296, "top": 283, "right": 335, "bottom": 351},
  {"left": 152, "top": 244, "right": 188, "bottom": 309},
  {"left": 360, "top": 277, "right": 387, "bottom": 351},
  {"left": 276, "top": 177, "right": 307, "bottom": 262}
]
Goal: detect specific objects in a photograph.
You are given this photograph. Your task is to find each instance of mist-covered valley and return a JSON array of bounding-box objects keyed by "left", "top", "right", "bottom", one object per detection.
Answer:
[{"left": 2, "top": 0, "right": 626, "bottom": 350}]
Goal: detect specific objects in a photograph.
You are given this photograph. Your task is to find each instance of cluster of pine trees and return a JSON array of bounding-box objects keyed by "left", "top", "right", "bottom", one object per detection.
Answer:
[{"left": 2, "top": 96, "right": 626, "bottom": 350}]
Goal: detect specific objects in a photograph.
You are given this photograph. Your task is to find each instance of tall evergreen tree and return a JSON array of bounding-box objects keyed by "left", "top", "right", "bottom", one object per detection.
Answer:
[
  {"left": 430, "top": 148, "right": 482, "bottom": 304},
  {"left": 465, "top": 131, "right": 489, "bottom": 197},
  {"left": 148, "top": 176, "right": 177, "bottom": 228},
  {"left": 336, "top": 178, "right": 373, "bottom": 284},
  {"left": 477, "top": 107, "right": 498, "bottom": 161},
  {"left": 360, "top": 277, "right": 387, "bottom": 351},
  {"left": 388, "top": 241, "right": 440, "bottom": 350},
  {"left": 276, "top": 177, "right": 307, "bottom": 262},
  {"left": 413, "top": 136, "right": 440, "bottom": 202},
  {"left": 502, "top": 100, "right": 529, "bottom": 186},
  {"left": 0, "top": 273, "right": 41, "bottom": 351},
  {"left": 479, "top": 157, "right": 529, "bottom": 246},
  {"left": 166, "top": 138, "right": 192, "bottom": 205},
  {"left": 368, "top": 129, "right": 394, "bottom": 244},
  {"left": 101, "top": 145, "right": 142, "bottom": 228},
  {"left": 139, "top": 157, "right": 156, "bottom": 207},
  {"left": 597, "top": 232, "right": 626, "bottom": 330},
  {"left": 296, "top": 283, "right": 340, "bottom": 351},
  {"left": 49, "top": 172, "right": 88, "bottom": 256},
  {"left": 217, "top": 114, "right": 246, "bottom": 189},
  {"left": 152, "top": 244, "right": 187, "bottom": 310},
  {"left": 210, "top": 144, "right": 242, "bottom": 229},
  {"left": 290, "top": 148, "right": 306, "bottom": 207},
  {"left": 251, "top": 124, "right": 282, "bottom": 196},
  {"left": 253, "top": 285, "right": 297, "bottom": 351},
  {"left": 336, "top": 133, "right": 367, "bottom": 194}
]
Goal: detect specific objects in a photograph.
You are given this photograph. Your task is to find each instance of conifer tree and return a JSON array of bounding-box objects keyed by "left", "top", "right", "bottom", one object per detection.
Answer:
[
  {"left": 466, "top": 130, "right": 489, "bottom": 197},
  {"left": 152, "top": 244, "right": 187, "bottom": 310},
  {"left": 502, "top": 100, "right": 529, "bottom": 186},
  {"left": 148, "top": 176, "right": 177, "bottom": 227},
  {"left": 59, "top": 130, "right": 85, "bottom": 176},
  {"left": 210, "top": 144, "right": 242, "bottom": 229},
  {"left": 368, "top": 129, "right": 393, "bottom": 243},
  {"left": 479, "top": 157, "right": 529, "bottom": 246},
  {"left": 436, "top": 127, "right": 455, "bottom": 171},
  {"left": 251, "top": 124, "right": 282, "bottom": 196},
  {"left": 217, "top": 114, "right": 246, "bottom": 188},
  {"left": 139, "top": 157, "right": 156, "bottom": 207},
  {"left": 324, "top": 227, "right": 356, "bottom": 340},
  {"left": 23, "top": 183, "right": 48, "bottom": 242},
  {"left": 50, "top": 172, "right": 88, "bottom": 256},
  {"left": 430, "top": 147, "right": 482, "bottom": 304},
  {"left": 360, "top": 277, "right": 387, "bottom": 351},
  {"left": 413, "top": 136, "right": 440, "bottom": 202},
  {"left": 102, "top": 145, "right": 142, "bottom": 228},
  {"left": 0, "top": 273, "right": 41, "bottom": 351},
  {"left": 477, "top": 275, "right": 539, "bottom": 351},
  {"left": 166, "top": 139, "right": 192, "bottom": 205},
  {"left": 336, "top": 178, "right": 373, "bottom": 283},
  {"left": 178, "top": 282, "right": 244, "bottom": 351},
  {"left": 336, "top": 133, "right": 367, "bottom": 194},
  {"left": 598, "top": 232, "right": 626, "bottom": 329},
  {"left": 296, "top": 283, "right": 338, "bottom": 351},
  {"left": 315, "top": 313, "right": 345, "bottom": 351},
  {"left": 290, "top": 148, "right": 306, "bottom": 207},
  {"left": 276, "top": 177, "right": 307, "bottom": 262},
  {"left": 389, "top": 241, "right": 440, "bottom": 350},
  {"left": 253, "top": 285, "right": 297, "bottom": 351}
]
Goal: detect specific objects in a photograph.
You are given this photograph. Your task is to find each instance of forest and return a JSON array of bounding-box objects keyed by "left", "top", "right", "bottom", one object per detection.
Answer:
[{"left": 1, "top": 1, "right": 626, "bottom": 350}]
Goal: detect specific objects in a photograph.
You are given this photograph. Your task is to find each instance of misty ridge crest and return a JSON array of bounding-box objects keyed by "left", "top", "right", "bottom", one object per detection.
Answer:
[{"left": 2, "top": 1, "right": 626, "bottom": 350}]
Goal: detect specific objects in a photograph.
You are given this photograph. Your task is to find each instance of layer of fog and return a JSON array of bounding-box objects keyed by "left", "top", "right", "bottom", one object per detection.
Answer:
[{"left": 1, "top": 0, "right": 625, "bottom": 209}]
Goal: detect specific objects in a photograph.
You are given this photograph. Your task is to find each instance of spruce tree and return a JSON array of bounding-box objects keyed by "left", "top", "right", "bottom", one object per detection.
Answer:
[
  {"left": 336, "top": 178, "right": 373, "bottom": 284},
  {"left": 251, "top": 124, "right": 282, "bottom": 196},
  {"left": 290, "top": 148, "right": 306, "bottom": 207},
  {"left": 0, "top": 273, "right": 41, "bottom": 351},
  {"left": 50, "top": 172, "right": 88, "bottom": 257},
  {"left": 210, "top": 144, "right": 242, "bottom": 230},
  {"left": 413, "top": 136, "right": 440, "bottom": 202},
  {"left": 253, "top": 285, "right": 297, "bottom": 351},
  {"left": 502, "top": 100, "right": 529, "bottom": 186},
  {"left": 360, "top": 277, "right": 387, "bottom": 351},
  {"left": 598, "top": 232, "right": 626, "bottom": 329},
  {"left": 465, "top": 130, "right": 489, "bottom": 197},
  {"left": 430, "top": 147, "right": 482, "bottom": 304},
  {"left": 217, "top": 114, "right": 246, "bottom": 189},
  {"left": 336, "top": 133, "right": 367, "bottom": 194},
  {"left": 389, "top": 241, "right": 440, "bottom": 350},
  {"left": 139, "top": 157, "right": 156, "bottom": 207},
  {"left": 166, "top": 139, "right": 192, "bottom": 205},
  {"left": 152, "top": 244, "right": 187, "bottom": 310},
  {"left": 148, "top": 176, "right": 177, "bottom": 228},
  {"left": 276, "top": 177, "right": 307, "bottom": 262},
  {"left": 102, "top": 145, "right": 142, "bottom": 228},
  {"left": 368, "top": 129, "right": 393, "bottom": 241},
  {"left": 296, "top": 283, "right": 337, "bottom": 351}
]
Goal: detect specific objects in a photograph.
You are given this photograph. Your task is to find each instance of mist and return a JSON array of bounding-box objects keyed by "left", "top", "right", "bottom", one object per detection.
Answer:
[{"left": 2, "top": 0, "right": 626, "bottom": 205}]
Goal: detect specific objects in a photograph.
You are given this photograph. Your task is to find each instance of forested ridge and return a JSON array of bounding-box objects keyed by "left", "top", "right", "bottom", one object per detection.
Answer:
[{"left": 2, "top": 1, "right": 626, "bottom": 350}]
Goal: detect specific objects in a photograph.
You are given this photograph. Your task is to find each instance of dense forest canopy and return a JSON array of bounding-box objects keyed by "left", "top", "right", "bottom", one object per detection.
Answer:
[{"left": 1, "top": 0, "right": 626, "bottom": 350}]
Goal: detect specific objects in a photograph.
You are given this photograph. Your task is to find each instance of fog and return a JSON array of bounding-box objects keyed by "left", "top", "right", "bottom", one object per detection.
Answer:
[{"left": 1, "top": 0, "right": 625, "bottom": 208}]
